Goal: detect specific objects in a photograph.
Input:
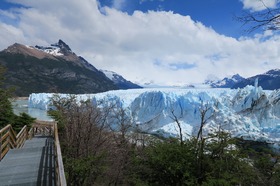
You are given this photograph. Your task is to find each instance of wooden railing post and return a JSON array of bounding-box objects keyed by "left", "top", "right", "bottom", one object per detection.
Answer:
[
  {"left": 25, "top": 128, "right": 27, "bottom": 144},
  {"left": 0, "top": 132, "right": 2, "bottom": 161},
  {"left": 7, "top": 127, "right": 10, "bottom": 151}
]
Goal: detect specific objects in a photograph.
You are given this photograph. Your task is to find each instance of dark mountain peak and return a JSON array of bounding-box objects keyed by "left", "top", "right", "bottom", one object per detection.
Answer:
[
  {"left": 51, "top": 39, "right": 72, "bottom": 54},
  {"left": 34, "top": 41, "right": 100, "bottom": 70},
  {"left": 35, "top": 40, "right": 76, "bottom": 58},
  {"left": 0, "top": 42, "right": 118, "bottom": 96},
  {"left": 0, "top": 41, "right": 141, "bottom": 95}
]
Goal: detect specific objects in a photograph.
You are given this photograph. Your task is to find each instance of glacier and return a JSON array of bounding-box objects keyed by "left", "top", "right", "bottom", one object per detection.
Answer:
[{"left": 28, "top": 86, "right": 280, "bottom": 143}]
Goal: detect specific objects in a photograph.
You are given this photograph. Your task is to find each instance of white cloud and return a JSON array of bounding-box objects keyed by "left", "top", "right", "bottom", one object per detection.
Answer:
[
  {"left": 0, "top": 23, "right": 26, "bottom": 47},
  {"left": 0, "top": 9, "right": 17, "bottom": 19},
  {"left": 0, "top": 0, "right": 280, "bottom": 86},
  {"left": 112, "top": 0, "right": 126, "bottom": 10},
  {"left": 240, "top": 0, "right": 279, "bottom": 12}
]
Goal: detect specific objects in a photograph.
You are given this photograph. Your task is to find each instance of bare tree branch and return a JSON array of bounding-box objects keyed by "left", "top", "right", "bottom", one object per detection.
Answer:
[{"left": 236, "top": 0, "right": 280, "bottom": 33}]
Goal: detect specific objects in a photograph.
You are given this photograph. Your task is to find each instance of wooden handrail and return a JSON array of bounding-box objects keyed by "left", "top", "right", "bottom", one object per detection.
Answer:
[
  {"left": 0, "top": 121, "right": 67, "bottom": 185},
  {"left": 54, "top": 122, "right": 67, "bottom": 186},
  {"left": 0, "top": 124, "right": 17, "bottom": 160},
  {"left": 16, "top": 125, "right": 28, "bottom": 148},
  {"left": 0, "top": 124, "right": 11, "bottom": 134}
]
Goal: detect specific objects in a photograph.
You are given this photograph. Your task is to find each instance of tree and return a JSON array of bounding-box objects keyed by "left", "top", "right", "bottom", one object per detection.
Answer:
[
  {"left": 237, "top": 0, "right": 280, "bottom": 32},
  {"left": 131, "top": 99, "right": 263, "bottom": 186},
  {"left": 49, "top": 95, "right": 139, "bottom": 185},
  {"left": 0, "top": 65, "right": 35, "bottom": 131},
  {"left": 195, "top": 101, "right": 214, "bottom": 184},
  {"left": 134, "top": 138, "right": 197, "bottom": 185},
  {"left": 169, "top": 103, "right": 184, "bottom": 146},
  {"left": 14, "top": 112, "right": 35, "bottom": 132},
  {"left": 0, "top": 66, "right": 14, "bottom": 127},
  {"left": 132, "top": 129, "right": 262, "bottom": 186},
  {"left": 236, "top": 139, "right": 280, "bottom": 186},
  {"left": 49, "top": 95, "right": 111, "bottom": 185},
  {"left": 47, "top": 93, "right": 280, "bottom": 185},
  {"left": 106, "top": 107, "right": 135, "bottom": 185}
]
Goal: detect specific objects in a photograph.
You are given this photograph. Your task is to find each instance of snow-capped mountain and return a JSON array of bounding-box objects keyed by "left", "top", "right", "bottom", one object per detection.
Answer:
[
  {"left": 36, "top": 40, "right": 141, "bottom": 89},
  {"left": 204, "top": 74, "right": 245, "bottom": 88},
  {"left": 0, "top": 40, "right": 142, "bottom": 96},
  {"left": 35, "top": 44, "right": 62, "bottom": 56},
  {"left": 35, "top": 39, "right": 73, "bottom": 56},
  {"left": 101, "top": 70, "right": 142, "bottom": 89},
  {"left": 35, "top": 40, "right": 99, "bottom": 72},
  {"left": 0, "top": 41, "right": 118, "bottom": 96},
  {"left": 265, "top": 69, "right": 280, "bottom": 77},
  {"left": 233, "top": 69, "right": 280, "bottom": 90},
  {"left": 29, "top": 85, "right": 280, "bottom": 143},
  {"left": 203, "top": 69, "right": 280, "bottom": 90}
]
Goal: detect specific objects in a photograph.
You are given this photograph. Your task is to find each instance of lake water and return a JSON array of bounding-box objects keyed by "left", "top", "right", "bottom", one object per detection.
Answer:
[{"left": 12, "top": 99, "right": 53, "bottom": 121}]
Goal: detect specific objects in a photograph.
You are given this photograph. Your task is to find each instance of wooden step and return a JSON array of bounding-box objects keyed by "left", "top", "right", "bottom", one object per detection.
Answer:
[{"left": 0, "top": 136, "right": 56, "bottom": 185}]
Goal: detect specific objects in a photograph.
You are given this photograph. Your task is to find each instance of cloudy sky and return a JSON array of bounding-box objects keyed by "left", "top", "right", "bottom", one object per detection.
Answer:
[{"left": 0, "top": 0, "right": 280, "bottom": 86}]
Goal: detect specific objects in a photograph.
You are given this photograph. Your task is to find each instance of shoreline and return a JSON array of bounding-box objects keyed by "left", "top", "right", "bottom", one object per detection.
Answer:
[{"left": 13, "top": 97, "right": 29, "bottom": 100}]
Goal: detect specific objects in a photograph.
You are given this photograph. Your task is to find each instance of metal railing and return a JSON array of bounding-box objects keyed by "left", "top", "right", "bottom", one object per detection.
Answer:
[{"left": 0, "top": 120, "right": 67, "bottom": 186}]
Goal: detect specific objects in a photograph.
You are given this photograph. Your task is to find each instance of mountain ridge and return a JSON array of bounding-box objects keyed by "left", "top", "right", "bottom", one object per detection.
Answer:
[
  {"left": 204, "top": 74, "right": 245, "bottom": 88},
  {"left": 203, "top": 70, "right": 280, "bottom": 90},
  {"left": 232, "top": 69, "right": 280, "bottom": 90},
  {"left": 0, "top": 40, "right": 141, "bottom": 96},
  {"left": 3, "top": 43, "right": 57, "bottom": 60},
  {"left": 101, "top": 70, "right": 142, "bottom": 89}
]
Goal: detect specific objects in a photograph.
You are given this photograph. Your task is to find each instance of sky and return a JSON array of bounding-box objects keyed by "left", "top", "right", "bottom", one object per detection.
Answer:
[{"left": 0, "top": 0, "right": 280, "bottom": 86}]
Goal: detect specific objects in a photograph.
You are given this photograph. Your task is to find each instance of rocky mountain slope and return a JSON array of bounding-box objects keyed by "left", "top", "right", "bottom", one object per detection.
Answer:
[
  {"left": 205, "top": 74, "right": 245, "bottom": 88},
  {"left": 204, "top": 70, "right": 280, "bottom": 90},
  {"left": 232, "top": 69, "right": 280, "bottom": 90},
  {"left": 101, "top": 70, "right": 142, "bottom": 89},
  {"left": 0, "top": 40, "right": 118, "bottom": 96}
]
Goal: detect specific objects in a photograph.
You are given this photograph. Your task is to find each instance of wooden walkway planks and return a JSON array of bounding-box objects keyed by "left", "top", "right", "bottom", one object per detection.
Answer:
[{"left": 0, "top": 136, "right": 56, "bottom": 186}]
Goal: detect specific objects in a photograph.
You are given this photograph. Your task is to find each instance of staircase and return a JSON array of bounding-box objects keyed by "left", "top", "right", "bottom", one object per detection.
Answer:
[
  {"left": 0, "top": 121, "right": 66, "bottom": 186},
  {"left": 0, "top": 136, "right": 55, "bottom": 185}
]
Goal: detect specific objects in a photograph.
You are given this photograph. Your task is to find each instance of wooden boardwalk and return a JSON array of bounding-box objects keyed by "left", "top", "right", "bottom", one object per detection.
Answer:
[{"left": 0, "top": 136, "right": 56, "bottom": 186}]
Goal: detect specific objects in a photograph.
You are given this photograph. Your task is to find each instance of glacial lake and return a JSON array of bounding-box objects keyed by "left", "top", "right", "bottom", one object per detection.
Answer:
[{"left": 12, "top": 99, "right": 53, "bottom": 121}]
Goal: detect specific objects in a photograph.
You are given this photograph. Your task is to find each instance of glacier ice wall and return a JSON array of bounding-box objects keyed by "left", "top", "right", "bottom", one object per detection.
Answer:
[{"left": 28, "top": 86, "right": 280, "bottom": 142}]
